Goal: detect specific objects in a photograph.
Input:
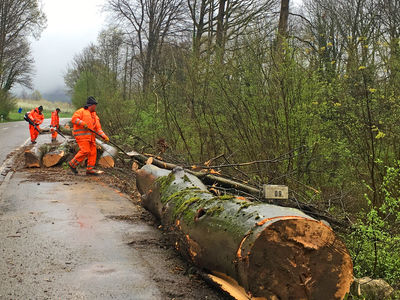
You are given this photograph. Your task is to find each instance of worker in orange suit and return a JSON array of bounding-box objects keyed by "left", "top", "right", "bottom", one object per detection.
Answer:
[
  {"left": 50, "top": 108, "right": 61, "bottom": 142},
  {"left": 27, "top": 105, "right": 44, "bottom": 144},
  {"left": 68, "top": 96, "right": 109, "bottom": 175}
]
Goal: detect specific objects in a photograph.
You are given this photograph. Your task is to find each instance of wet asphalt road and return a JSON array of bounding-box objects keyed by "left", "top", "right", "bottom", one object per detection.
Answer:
[
  {"left": 0, "top": 173, "right": 162, "bottom": 299},
  {"left": 0, "top": 121, "right": 31, "bottom": 168}
]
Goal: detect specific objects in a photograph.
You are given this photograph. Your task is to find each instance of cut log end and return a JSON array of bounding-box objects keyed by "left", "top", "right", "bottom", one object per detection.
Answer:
[
  {"left": 247, "top": 219, "right": 353, "bottom": 300},
  {"left": 98, "top": 156, "right": 115, "bottom": 168},
  {"left": 42, "top": 150, "right": 65, "bottom": 168},
  {"left": 24, "top": 150, "right": 40, "bottom": 168}
]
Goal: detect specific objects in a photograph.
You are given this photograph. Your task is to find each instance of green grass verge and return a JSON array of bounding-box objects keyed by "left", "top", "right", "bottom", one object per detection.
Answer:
[{"left": 4, "top": 111, "right": 72, "bottom": 122}]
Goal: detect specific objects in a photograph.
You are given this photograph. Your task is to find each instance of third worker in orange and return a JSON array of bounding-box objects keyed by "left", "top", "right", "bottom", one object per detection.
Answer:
[
  {"left": 50, "top": 108, "right": 61, "bottom": 142},
  {"left": 68, "top": 96, "right": 109, "bottom": 175}
]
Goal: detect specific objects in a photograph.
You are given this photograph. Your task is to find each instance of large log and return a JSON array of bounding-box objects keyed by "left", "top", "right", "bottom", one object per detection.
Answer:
[
  {"left": 136, "top": 164, "right": 353, "bottom": 300},
  {"left": 42, "top": 140, "right": 71, "bottom": 167},
  {"left": 96, "top": 139, "right": 118, "bottom": 168},
  {"left": 24, "top": 143, "right": 44, "bottom": 168}
]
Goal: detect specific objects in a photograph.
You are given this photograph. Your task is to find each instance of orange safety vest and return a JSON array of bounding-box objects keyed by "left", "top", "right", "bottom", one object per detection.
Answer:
[
  {"left": 28, "top": 107, "right": 44, "bottom": 126},
  {"left": 71, "top": 107, "right": 107, "bottom": 142},
  {"left": 51, "top": 110, "right": 59, "bottom": 128}
]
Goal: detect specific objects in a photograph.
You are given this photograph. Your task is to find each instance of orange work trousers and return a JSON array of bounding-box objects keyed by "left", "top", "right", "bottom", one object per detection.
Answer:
[
  {"left": 51, "top": 128, "right": 58, "bottom": 139},
  {"left": 69, "top": 140, "right": 97, "bottom": 171},
  {"left": 29, "top": 124, "right": 39, "bottom": 142}
]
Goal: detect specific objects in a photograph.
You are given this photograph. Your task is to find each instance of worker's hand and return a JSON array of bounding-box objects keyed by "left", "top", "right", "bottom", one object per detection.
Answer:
[
  {"left": 104, "top": 136, "right": 110, "bottom": 143},
  {"left": 83, "top": 124, "right": 88, "bottom": 129}
]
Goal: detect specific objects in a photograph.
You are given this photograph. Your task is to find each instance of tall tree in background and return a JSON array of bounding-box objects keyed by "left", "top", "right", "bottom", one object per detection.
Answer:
[
  {"left": 188, "top": 0, "right": 276, "bottom": 59},
  {"left": 106, "top": 0, "right": 186, "bottom": 91},
  {"left": 0, "top": 0, "right": 46, "bottom": 91},
  {"left": 277, "top": 0, "right": 289, "bottom": 48}
]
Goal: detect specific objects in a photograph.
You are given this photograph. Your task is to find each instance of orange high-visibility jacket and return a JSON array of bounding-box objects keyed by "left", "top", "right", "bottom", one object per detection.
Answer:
[
  {"left": 51, "top": 110, "right": 59, "bottom": 128},
  {"left": 71, "top": 107, "right": 108, "bottom": 142},
  {"left": 28, "top": 107, "right": 44, "bottom": 127}
]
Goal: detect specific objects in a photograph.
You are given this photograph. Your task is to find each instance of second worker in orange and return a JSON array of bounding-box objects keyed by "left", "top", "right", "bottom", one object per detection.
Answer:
[{"left": 68, "top": 96, "right": 109, "bottom": 175}]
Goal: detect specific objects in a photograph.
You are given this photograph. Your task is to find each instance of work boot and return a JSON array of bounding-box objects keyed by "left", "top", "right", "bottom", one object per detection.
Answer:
[
  {"left": 51, "top": 138, "right": 56, "bottom": 143},
  {"left": 69, "top": 163, "right": 78, "bottom": 174},
  {"left": 31, "top": 140, "right": 37, "bottom": 144},
  {"left": 86, "top": 169, "right": 100, "bottom": 176}
]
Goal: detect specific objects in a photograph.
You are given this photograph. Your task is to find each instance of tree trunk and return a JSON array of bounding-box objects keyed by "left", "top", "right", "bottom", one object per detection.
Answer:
[
  {"left": 42, "top": 140, "right": 70, "bottom": 167},
  {"left": 24, "top": 144, "right": 43, "bottom": 168},
  {"left": 278, "top": 0, "right": 289, "bottom": 39},
  {"left": 136, "top": 164, "right": 354, "bottom": 299},
  {"left": 96, "top": 139, "right": 118, "bottom": 168}
]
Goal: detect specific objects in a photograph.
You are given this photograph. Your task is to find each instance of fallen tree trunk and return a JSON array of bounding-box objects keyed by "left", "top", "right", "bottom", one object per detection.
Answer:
[
  {"left": 42, "top": 140, "right": 70, "bottom": 167},
  {"left": 136, "top": 164, "right": 353, "bottom": 300},
  {"left": 24, "top": 143, "right": 44, "bottom": 168},
  {"left": 96, "top": 139, "right": 117, "bottom": 168}
]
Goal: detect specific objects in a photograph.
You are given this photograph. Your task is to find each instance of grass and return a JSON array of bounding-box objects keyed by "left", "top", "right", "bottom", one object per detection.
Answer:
[
  {"left": 7, "top": 110, "right": 72, "bottom": 122},
  {"left": 1, "top": 98, "right": 74, "bottom": 122},
  {"left": 15, "top": 98, "right": 74, "bottom": 114}
]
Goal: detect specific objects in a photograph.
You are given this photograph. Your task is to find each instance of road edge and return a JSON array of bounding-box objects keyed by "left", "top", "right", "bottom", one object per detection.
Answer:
[{"left": 0, "top": 138, "right": 30, "bottom": 193}]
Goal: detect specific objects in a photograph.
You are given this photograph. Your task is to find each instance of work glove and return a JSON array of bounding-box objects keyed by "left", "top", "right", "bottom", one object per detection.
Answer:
[
  {"left": 83, "top": 123, "right": 88, "bottom": 129},
  {"left": 104, "top": 136, "right": 110, "bottom": 143}
]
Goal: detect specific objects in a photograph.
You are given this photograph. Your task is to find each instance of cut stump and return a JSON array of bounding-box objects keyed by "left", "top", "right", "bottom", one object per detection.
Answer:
[
  {"left": 96, "top": 139, "right": 117, "bottom": 168},
  {"left": 42, "top": 140, "right": 70, "bottom": 167}
]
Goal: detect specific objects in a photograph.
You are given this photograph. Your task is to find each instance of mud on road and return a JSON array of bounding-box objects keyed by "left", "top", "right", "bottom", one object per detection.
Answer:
[{"left": 0, "top": 147, "right": 225, "bottom": 300}]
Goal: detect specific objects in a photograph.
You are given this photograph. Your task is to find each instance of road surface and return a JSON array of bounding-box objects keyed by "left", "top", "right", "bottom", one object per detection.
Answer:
[
  {"left": 0, "top": 121, "right": 30, "bottom": 169},
  {"left": 0, "top": 119, "right": 67, "bottom": 181}
]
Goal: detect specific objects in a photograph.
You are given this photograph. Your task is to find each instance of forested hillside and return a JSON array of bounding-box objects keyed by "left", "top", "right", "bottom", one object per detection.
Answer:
[{"left": 64, "top": 0, "right": 400, "bottom": 288}]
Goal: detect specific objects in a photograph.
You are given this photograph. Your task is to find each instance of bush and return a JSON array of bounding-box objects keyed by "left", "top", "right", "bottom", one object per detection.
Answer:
[
  {"left": 346, "top": 162, "right": 400, "bottom": 286},
  {"left": 0, "top": 91, "right": 16, "bottom": 120}
]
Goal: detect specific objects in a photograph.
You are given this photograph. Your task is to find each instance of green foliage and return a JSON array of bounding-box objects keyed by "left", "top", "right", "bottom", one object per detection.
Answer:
[
  {"left": 346, "top": 162, "right": 400, "bottom": 286},
  {"left": 72, "top": 71, "right": 99, "bottom": 108},
  {"left": 0, "top": 91, "right": 16, "bottom": 120}
]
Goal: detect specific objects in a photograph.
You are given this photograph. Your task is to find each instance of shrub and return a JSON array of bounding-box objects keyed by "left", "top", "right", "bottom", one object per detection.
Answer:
[
  {"left": 0, "top": 91, "right": 16, "bottom": 120},
  {"left": 346, "top": 162, "right": 400, "bottom": 286}
]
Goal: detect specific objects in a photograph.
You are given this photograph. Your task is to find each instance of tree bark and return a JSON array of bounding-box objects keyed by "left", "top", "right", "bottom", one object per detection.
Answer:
[
  {"left": 96, "top": 139, "right": 118, "bottom": 168},
  {"left": 136, "top": 164, "right": 354, "bottom": 299},
  {"left": 278, "top": 0, "right": 289, "bottom": 39},
  {"left": 24, "top": 143, "right": 43, "bottom": 168}
]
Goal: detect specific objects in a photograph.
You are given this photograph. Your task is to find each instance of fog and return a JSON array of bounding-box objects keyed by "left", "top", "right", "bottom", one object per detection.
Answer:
[{"left": 12, "top": 0, "right": 107, "bottom": 101}]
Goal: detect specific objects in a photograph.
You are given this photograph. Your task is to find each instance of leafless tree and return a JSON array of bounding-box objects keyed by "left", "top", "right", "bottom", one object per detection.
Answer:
[
  {"left": 106, "top": 0, "right": 187, "bottom": 91},
  {"left": 0, "top": 0, "right": 46, "bottom": 91},
  {"left": 377, "top": 0, "right": 400, "bottom": 88},
  {"left": 188, "top": 0, "right": 277, "bottom": 59}
]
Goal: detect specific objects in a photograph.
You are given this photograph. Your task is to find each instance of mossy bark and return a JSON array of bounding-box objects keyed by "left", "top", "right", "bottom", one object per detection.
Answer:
[{"left": 136, "top": 164, "right": 354, "bottom": 299}]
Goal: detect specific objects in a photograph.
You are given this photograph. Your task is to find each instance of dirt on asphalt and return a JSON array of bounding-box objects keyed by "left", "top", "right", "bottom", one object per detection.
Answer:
[{"left": 0, "top": 145, "right": 227, "bottom": 300}]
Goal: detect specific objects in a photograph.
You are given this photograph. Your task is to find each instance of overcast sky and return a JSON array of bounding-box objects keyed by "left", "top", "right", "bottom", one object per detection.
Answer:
[{"left": 13, "top": 0, "right": 107, "bottom": 97}]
